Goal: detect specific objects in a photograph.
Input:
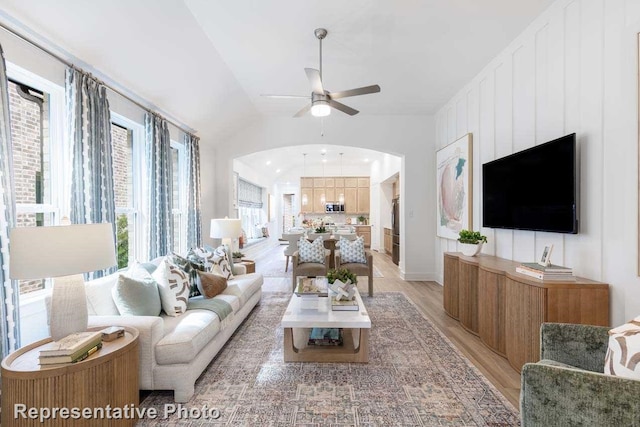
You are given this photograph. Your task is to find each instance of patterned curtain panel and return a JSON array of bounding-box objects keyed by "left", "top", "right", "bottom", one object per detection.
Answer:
[
  {"left": 238, "top": 178, "right": 263, "bottom": 208},
  {"left": 0, "top": 44, "right": 20, "bottom": 356},
  {"left": 66, "top": 67, "right": 116, "bottom": 278},
  {"left": 184, "top": 133, "right": 202, "bottom": 249},
  {"left": 145, "top": 113, "right": 173, "bottom": 259}
]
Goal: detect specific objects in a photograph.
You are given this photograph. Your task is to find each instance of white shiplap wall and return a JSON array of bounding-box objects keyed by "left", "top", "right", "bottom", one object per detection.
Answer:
[{"left": 435, "top": 0, "right": 640, "bottom": 326}]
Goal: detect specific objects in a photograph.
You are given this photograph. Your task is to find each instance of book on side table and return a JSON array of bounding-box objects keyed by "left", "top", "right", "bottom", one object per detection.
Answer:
[{"left": 38, "top": 331, "right": 103, "bottom": 366}]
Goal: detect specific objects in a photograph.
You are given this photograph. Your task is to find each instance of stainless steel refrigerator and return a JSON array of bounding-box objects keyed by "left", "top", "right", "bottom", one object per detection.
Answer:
[{"left": 392, "top": 197, "right": 400, "bottom": 265}]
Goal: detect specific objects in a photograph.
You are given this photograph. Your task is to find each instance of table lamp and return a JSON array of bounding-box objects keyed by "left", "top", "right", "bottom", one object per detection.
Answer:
[
  {"left": 9, "top": 223, "right": 116, "bottom": 341},
  {"left": 210, "top": 217, "right": 242, "bottom": 253}
]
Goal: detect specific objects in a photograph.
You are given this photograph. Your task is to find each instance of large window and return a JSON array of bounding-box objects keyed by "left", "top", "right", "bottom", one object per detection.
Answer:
[
  {"left": 171, "top": 143, "right": 186, "bottom": 254},
  {"left": 7, "top": 64, "right": 65, "bottom": 296},
  {"left": 238, "top": 178, "right": 265, "bottom": 240},
  {"left": 111, "top": 113, "right": 143, "bottom": 269}
]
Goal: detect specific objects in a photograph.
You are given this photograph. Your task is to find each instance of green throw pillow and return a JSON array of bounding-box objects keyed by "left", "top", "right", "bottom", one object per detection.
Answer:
[{"left": 112, "top": 274, "right": 161, "bottom": 316}]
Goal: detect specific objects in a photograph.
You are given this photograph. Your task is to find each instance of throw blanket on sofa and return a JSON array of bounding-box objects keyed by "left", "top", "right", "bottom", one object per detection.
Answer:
[{"left": 187, "top": 297, "right": 233, "bottom": 321}]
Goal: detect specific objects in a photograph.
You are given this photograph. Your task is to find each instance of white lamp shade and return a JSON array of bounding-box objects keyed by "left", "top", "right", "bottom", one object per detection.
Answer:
[
  {"left": 9, "top": 223, "right": 116, "bottom": 280},
  {"left": 210, "top": 218, "right": 242, "bottom": 239}
]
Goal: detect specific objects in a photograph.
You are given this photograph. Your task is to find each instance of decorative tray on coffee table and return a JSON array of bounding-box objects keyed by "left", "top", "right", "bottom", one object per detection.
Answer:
[{"left": 295, "top": 277, "right": 328, "bottom": 297}]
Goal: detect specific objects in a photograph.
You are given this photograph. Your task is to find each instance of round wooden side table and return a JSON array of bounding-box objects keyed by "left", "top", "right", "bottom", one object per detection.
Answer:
[{"left": 1, "top": 326, "right": 139, "bottom": 426}]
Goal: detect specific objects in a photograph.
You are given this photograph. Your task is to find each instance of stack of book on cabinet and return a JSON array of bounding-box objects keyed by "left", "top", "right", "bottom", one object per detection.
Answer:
[
  {"left": 516, "top": 262, "right": 575, "bottom": 281},
  {"left": 38, "top": 331, "right": 103, "bottom": 367}
]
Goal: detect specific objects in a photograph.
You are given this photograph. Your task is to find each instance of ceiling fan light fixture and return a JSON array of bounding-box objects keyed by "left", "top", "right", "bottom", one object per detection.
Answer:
[{"left": 311, "top": 100, "right": 331, "bottom": 117}]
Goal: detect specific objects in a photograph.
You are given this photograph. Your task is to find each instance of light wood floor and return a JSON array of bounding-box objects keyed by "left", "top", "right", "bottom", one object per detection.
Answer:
[{"left": 256, "top": 242, "right": 522, "bottom": 408}]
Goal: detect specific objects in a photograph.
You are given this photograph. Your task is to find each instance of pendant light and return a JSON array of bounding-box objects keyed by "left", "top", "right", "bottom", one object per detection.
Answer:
[
  {"left": 338, "top": 153, "right": 345, "bottom": 204},
  {"left": 301, "top": 153, "right": 308, "bottom": 206},
  {"left": 320, "top": 153, "right": 326, "bottom": 205}
]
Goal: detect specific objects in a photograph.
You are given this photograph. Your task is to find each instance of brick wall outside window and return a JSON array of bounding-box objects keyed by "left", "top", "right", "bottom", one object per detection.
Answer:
[{"left": 9, "top": 80, "right": 50, "bottom": 294}]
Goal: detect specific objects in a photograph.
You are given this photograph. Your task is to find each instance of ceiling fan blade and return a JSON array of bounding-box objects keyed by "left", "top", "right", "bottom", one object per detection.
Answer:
[
  {"left": 329, "top": 85, "right": 381, "bottom": 100},
  {"left": 328, "top": 100, "right": 359, "bottom": 116},
  {"left": 304, "top": 68, "right": 325, "bottom": 94},
  {"left": 260, "top": 94, "right": 311, "bottom": 99},
  {"left": 293, "top": 103, "right": 311, "bottom": 118}
]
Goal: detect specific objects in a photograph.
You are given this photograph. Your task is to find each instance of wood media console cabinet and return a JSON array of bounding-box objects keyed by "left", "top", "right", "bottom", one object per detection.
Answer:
[{"left": 443, "top": 252, "right": 609, "bottom": 372}]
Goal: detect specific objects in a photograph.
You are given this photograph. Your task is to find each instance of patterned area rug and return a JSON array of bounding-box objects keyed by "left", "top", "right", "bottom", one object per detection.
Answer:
[{"left": 138, "top": 292, "right": 519, "bottom": 426}]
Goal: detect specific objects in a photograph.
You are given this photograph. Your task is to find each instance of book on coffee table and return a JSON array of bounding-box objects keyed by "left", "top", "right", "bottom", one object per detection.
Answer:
[{"left": 331, "top": 296, "right": 359, "bottom": 311}]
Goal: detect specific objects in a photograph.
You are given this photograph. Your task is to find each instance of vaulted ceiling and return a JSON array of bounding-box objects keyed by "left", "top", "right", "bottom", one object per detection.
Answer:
[{"left": 0, "top": 0, "right": 555, "bottom": 145}]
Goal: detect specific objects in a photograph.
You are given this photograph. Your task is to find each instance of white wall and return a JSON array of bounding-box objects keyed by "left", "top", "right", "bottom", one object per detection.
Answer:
[
  {"left": 201, "top": 115, "right": 435, "bottom": 279},
  {"left": 434, "top": 0, "right": 640, "bottom": 326}
]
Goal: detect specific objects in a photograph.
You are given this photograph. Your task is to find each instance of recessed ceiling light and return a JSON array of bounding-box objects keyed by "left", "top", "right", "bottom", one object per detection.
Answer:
[
  {"left": 322, "top": 158, "right": 327, "bottom": 163},
  {"left": 321, "top": 149, "right": 327, "bottom": 154},
  {"left": 286, "top": 181, "right": 290, "bottom": 185},
  {"left": 276, "top": 168, "right": 281, "bottom": 173},
  {"left": 266, "top": 160, "right": 271, "bottom": 165},
  {"left": 364, "top": 158, "right": 370, "bottom": 162}
]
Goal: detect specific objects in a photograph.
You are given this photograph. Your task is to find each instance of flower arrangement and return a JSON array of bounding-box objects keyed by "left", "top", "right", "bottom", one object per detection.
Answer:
[
  {"left": 327, "top": 268, "right": 357, "bottom": 285},
  {"left": 314, "top": 225, "right": 327, "bottom": 233}
]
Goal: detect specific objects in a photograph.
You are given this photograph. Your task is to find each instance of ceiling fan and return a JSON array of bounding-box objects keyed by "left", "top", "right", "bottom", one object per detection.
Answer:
[{"left": 261, "top": 28, "right": 381, "bottom": 118}]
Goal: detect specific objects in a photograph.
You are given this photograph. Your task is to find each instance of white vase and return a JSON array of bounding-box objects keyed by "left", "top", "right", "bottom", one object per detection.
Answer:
[{"left": 460, "top": 242, "right": 483, "bottom": 257}]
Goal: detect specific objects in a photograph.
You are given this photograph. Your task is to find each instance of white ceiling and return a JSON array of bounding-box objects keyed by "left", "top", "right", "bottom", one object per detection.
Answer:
[{"left": 0, "top": 0, "right": 555, "bottom": 146}]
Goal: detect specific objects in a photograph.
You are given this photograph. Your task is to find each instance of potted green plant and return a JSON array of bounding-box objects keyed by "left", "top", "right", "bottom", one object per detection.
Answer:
[
  {"left": 357, "top": 215, "right": 367, "bottom": 225},
  {"left": 457, "top": 230, "right": 487, "bottom": 257},
  {"left": 232, "top": 251, "right": 245, "bottom": 262},
  {"left": 327, "top": 268, "right": 357, "bottom": 285},
  {"left": 314, "top": 225, "right": 327, "bottom": 233}
]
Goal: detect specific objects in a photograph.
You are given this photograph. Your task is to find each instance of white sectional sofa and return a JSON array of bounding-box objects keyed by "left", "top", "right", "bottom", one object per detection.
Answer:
[{"left": 84, "top": 263, "right": 263, "bottom": 402}]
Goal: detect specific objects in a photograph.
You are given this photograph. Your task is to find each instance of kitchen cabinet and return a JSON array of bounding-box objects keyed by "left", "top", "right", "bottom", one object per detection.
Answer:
[
  {"left": 345, "top": 177, "right": 358, "bottom": 188},
  {"left": 384, "top": 228, "right": 392, "bottom": 254},
  {"left": 301, "top": 176, "right": 369, "bottom": 213},
  {"left": 357, "top": 188, "right": 370, "bottom": 214},
  {"left": 313, "top": 188, "right": 325, "bottom": 213},
  {"left": 345, "top": 188, "right": 358, "bottom": 214},
  {"left": 301, "top": 187, "right": 312, "bottom": 209},
  {"left": 355, "top": 225, "right": 371, "bottom": 248}
]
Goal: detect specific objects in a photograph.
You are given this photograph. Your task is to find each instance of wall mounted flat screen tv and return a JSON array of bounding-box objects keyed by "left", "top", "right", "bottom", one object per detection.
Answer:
[{"left": 482, "top": 133, "right": 578, "bottom": 234}]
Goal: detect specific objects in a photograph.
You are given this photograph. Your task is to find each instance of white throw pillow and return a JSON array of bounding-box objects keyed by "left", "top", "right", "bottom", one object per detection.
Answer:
[
  {"left": 210, "top": 245, "right": 234, "bottom": 280},
  {"left": 298, "top": 236, "right": 325, "bottom": 263},
  {"left": 339, "top": 236, "right": 367, "bottom": 264},
  {"left": 152, "top": 257, "right": 191, "bottom": 316},
  {"left": 604, "top": 318, "right": 640, "bottom": 379}
]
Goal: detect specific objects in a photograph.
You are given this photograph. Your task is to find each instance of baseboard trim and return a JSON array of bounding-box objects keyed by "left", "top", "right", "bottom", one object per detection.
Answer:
[{"left": 400, "top": 272, "right": 438, "bottom": 281}]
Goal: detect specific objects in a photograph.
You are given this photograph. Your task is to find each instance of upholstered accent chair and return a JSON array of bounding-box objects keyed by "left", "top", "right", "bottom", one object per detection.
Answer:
[
  {"left": 282, "top": 232, "right": 303, "bottom": 272},
  {"left": 335, "top": 248, "right": 374, "bottom": 297},
  {"left": 520, "top": 322, "right": 640, "bottom": 426},
  {"left": 291, "top": 247, "right": 331, "bottom": 291}
]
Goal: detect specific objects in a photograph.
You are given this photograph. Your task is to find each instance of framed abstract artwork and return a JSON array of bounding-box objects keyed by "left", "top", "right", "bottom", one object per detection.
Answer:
[{"left": 436, "top": 133, "right": 473, "bottom": 239}]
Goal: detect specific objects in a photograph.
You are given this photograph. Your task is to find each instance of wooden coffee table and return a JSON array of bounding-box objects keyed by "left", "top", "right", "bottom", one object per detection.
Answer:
[{"left": 281, "top": 288, "right": 371, "bottom": 363}]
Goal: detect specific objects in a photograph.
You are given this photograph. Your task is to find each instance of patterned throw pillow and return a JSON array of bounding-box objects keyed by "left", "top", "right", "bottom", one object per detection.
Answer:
[
  {"left": 189, "top": 247, "right": 216, "bottom": 270},
  {"left": 172, "top": 252, "right": 203, "bottom": 297},
  {"left": 153, "top": 258, "right": 191, "bottom": 316},
  {"left": 298, "top": 236, "right": 325, "bottom": 264},
  {"left": 210, "top": 245, "right": 235, "bottom": 280},
  {"left": 339, "top": 236, "right": 367, "bottom": 264},
  {"left": 605, "top": 319, "right": 640, "bottom": 379}
]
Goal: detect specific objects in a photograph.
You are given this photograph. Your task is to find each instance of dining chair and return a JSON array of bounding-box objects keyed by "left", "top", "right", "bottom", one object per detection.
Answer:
[
  {"left": 292, "top": 237, "right": 331, "bottom": 291},
  {"left": 282, "top": 233, "right": 303, "bottom": 272},
  {"left": 335, "top": 236, "right": 374, "bottom": 297}
]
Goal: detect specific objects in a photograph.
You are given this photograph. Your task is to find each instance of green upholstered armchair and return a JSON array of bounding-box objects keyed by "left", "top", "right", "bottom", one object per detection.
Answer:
[{"left": 520, "top": 323, "right": 640, "bottom": 426}]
